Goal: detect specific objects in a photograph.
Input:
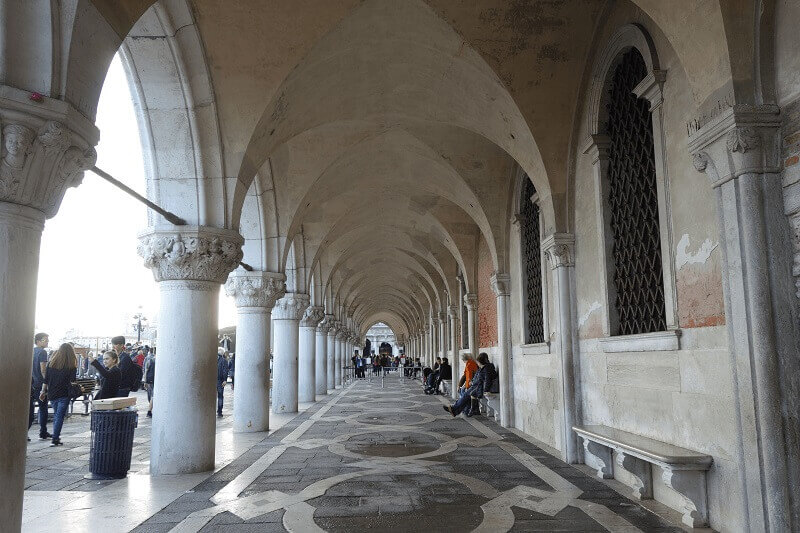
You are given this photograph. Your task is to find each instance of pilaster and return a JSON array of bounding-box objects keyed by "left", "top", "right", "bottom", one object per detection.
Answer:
[
  {"left": 543, "top": 233, "right": 579, "bottom": 464},
  {"left": 490, "top": 272, "right": 513, "bottom": 428},
  {"left": 689, "top": 104, "right": 798, "bottom": 531}
]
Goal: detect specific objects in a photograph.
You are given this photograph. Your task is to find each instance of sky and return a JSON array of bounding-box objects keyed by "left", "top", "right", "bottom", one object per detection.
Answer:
[{"left": 34, "top": 54, "right": 237, "bottom": 345}]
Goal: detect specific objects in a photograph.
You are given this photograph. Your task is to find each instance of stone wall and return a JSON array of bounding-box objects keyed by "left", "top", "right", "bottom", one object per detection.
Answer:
[
  {"left": 570, "top": 2, "right": 738, "bottom": 530},
  {"left": 476, "top": 235, "right": 498, "bottom": 347}
]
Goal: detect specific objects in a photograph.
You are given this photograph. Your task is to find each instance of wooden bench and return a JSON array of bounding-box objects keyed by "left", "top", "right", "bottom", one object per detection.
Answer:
[{"left": 573, "top": 425, "right": 712, "bottom": 528}]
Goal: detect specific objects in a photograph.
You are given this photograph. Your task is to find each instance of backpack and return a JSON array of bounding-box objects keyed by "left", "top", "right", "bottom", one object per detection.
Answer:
[{"left": 128, "top": 364, "right": 143, "bottom": 392}]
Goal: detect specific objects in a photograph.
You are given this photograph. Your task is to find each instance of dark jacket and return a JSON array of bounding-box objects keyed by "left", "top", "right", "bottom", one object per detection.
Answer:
[
  {"left": 91, "top": 359, "right": 121, "bottom": 400},
  {"left": 45, "top": 366, "right": 77, "bottom": 400},
  {"left": 143, "top": 356, "right": 155, "bottom": 384},
  {"left": 468, "top": 362, "right": 497, "bottom": 397},
  {"left": 117, "top": 352, "right": 134, "bottom": 389},
  {"left": 217, "top": 355, "right": 229, "bottom": 383},
  {"left": 438, "top": 363, "right": 452, "bottom": 381}
]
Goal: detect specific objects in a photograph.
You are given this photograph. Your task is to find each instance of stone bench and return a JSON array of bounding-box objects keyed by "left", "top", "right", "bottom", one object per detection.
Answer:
[
  {"left": 479, "top": 392, "right": 501, "bottom": 422},
  {"left": 440, "top": 379, "right": 452, "bottom": 396},
  {"left": 573, "top": 424, "right": 713, "bottom": 528}
]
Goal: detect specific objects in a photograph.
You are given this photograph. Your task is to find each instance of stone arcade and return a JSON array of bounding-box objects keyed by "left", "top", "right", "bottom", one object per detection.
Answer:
[{"left": 2, "top": 1, "right": 800, "bottom": 532}]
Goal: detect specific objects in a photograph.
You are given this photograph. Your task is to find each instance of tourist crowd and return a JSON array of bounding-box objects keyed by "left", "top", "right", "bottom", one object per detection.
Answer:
[{"left": 29, "top": 334, "right": 160, "bottom": 445}]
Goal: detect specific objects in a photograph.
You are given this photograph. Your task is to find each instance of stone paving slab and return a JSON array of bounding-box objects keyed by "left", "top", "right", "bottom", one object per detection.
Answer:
[{"left": 129, "top": 378, "right": 682, "bottom": 533}]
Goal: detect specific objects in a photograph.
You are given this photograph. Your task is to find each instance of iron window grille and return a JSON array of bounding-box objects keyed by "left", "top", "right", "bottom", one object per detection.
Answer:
[
  {"left": 520, "top": 177, "right": 545, "bottom": 344},
  {"left": 605, "top": 49, "right": 666, "bottom": 335}
]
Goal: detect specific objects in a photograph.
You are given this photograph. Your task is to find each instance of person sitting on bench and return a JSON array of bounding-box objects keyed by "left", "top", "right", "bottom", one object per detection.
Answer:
[
  {"left": 425, "top": 357, "right": 452, "bottom": 394},
  {"left": 443, "top": 352, "right": 495, "bottom": 417}
]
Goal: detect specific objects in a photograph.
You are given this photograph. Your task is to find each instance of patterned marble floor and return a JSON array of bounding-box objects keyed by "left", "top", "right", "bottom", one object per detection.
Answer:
[{"left": 131, "top": 377, "right": 681, "bottom": 533}]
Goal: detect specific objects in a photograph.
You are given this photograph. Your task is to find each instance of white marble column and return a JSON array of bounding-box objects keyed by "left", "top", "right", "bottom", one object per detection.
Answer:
[
  {"left": 464, "top": 293, "right": 478, "bottom": 359},
  {"left": 316, "top": 316, "right": 332, "bottom": 396},
  {"left": 543, "top": 234, "right": 579, "bottom": 463},
  {"left": 438, "top": 312, "right": 447, "bottom": 360},
  {"left": 690, "top": 107, "right": 799, "bottom": 530},
  {"left": 490, "top": 273, "right": 513, "bottom": 428},
  {"left": 334, "top": 327, "right": 344, "bottom": 387},
  {"left": 224, "top": 271, "right": 285, "bottom": 433},
  {"left": 449, "top": 305, "right": 459, "bottom": 399},
  {"left": 1, "top": 203, "right": 45, "bottom": 526},
  {"left": 139, "top": 226, "right": 243, "bottom": 473},
  {"left": 326, "top": 318, "right": 336, "bottom": 390},
  {"left": 423, "top": 323, "right": 430, "bottom": 366},
  {"left": 271, "top": 293, "right": 309, "bottom": 414},
  {"left": 299, "top": 305, "right": 323, "bottom": 403},
  {"left": 0, "top": 111, "right": 97, "bottom": 529}
]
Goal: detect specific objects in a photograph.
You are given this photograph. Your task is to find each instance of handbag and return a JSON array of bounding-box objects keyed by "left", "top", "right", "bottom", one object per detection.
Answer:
[{"left": 68, "top": 382, "right": 83, "bottom": 399}]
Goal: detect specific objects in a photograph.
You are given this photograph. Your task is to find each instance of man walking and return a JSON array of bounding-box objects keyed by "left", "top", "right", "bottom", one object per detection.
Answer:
[
  {"left": 143, "top": 349, "right": 155, "bottom": 418},
  {"left": 29, "top": 333, "right": 51, "bottom": 440},
  {"left": 217, "top": 348, "right": 229, "bottom": 417}
]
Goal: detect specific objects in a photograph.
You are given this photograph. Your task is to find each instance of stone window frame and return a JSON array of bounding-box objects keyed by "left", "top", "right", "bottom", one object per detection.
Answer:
[
  {"left": 512, "top": 168, "right": 550, "bottom": 354},
  {"left": 582, "top": 23, "right": 680, "bottom": 353}
]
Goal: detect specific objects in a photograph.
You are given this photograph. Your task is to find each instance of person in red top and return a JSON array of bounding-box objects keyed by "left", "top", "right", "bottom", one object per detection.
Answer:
[
  {"left": 459, "top": 353, "right": 478, "bottom": 392},
  {"left": 133, "top": 348, "right": 145, "bottom": 367}
]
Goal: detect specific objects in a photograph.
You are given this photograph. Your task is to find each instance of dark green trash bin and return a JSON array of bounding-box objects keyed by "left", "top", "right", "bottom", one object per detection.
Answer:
[{"left": 87, "top": 408, "right": 138, "bottom": 479}]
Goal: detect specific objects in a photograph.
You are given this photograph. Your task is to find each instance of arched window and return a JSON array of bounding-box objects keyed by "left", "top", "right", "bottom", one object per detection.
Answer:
[
  {"left": 519, "top": 176, "right": 544, "bottom": 344},
  {"left": 605, "top": 48, "right": 666, "bottom": 334}
]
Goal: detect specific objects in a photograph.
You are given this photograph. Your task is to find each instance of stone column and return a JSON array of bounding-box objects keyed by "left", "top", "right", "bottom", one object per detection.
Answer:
[
  {"left": 139, "top": 226, "right": 243, "bottom": 473},
  {"left": 690, "top": 106, "right": 799, "bottom": 530},
  {"left": 0, "top": 107, "right": 98, "bottom": 530},
  {"left": 543, "top": 234, "right": 579, "bottom": 463},
  {"left": 424, "top": 323, "right": 431, "bottom": 366},
  {"left": 316, "top": 316, "right": 332, "bottom": 396},
  {"left": 299, "top": 305, "right": 323, "bottom": 403},
  {"left": 335, "top": 328, "right": 344, "bottom": 387},
  {"left": 326, "top": 319, "right": 337, "bottom": 390},
  {"left": 224, "top": 271, "right": 285, "bottom": 433},
  {"left": 490, "top": 273, "right": 513, "bottom": 428},
  {"left": 438, "top": 312, "right": 447, "bottom": 360},
  {"left": 449, "top": 305, "right": 459, "bottom": 399},
  {"left": 271, "top": 293, "right": 309, "bottom": 414},
  {"left": 464, "top": 293, "right": 478, "bottom": 359}
]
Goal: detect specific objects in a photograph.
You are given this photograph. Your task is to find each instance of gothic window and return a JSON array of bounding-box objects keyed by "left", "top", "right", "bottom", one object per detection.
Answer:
[
  {"left": 520, "top": 176, "right": 544, "bottom": 344},
  {"left": 605, "top": 48, "right": 666, "bottom": 335}
]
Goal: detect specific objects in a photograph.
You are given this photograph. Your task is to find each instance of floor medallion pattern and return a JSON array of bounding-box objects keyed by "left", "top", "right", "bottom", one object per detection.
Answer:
[{"left": 134, "top": 378, "right": 680, "bottom": 532}]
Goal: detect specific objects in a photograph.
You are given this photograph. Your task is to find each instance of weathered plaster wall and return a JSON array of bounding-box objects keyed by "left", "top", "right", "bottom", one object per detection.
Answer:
[
  {"left": 508, "top": 199, "right": 560, "bottom": 448},
  {"left": 776, "top": 0, "right": 800, "bottom": 301},
  {"left": 571, "top": 3, "right": 735, "bottom": 530},
  {"left": 476, "top": 235, "right": 497, "bottom": 348},
  {"left": 775, "top": 0, "right": 800, "bottom": 107}
]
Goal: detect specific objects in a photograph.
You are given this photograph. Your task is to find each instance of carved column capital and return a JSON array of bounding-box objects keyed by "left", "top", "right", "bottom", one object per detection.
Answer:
[
  {"left": 490, "top": 272, "right": 511, "bottom": 297},
  {"left": 542, "top": 233, "right": 575, "bottom": 270},
  {"left": 688, "top": 104, "right": 781, "bottom": 189},
  {"left": 138, "top": 226, "right": 243, "bottom": 283},
  {"left": 318, "top": 314, "right": 334, "bottom": 334},
  {"left": 272, "top": 293, "right": 310, "bottom": 321},
  {"left": 438, "top": 311, "right": 447, "bottom": 322},
  {"left": 448, "top": 305, "right": 458, "bottom": 318},
  {"left": 336, "top": 329, "right": 348, "bottom": 340},
  {"left": 224, "top": 271, "right": 285, "bottom": 309},
  {"left": 301, "top": 305, "right": 325, "bottom": 327},
  {"left": 463, "top": 293, "right": 478, "bottom": 310},
  {"left": 0, "top": 88, "right": 99, "bottom": 217}
]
